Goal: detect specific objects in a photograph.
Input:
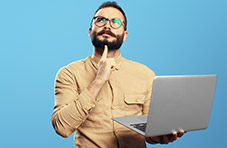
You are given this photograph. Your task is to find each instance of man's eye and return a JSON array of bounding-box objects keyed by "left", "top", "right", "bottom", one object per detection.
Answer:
[
  {"left": 113, "top": 19, "right": 121, "bottom": 25},
  {"left": 97, "top": 18, "right": 105, "bottom": 23},
  {"left": 96, "top": 18, "right": 102, "bottom": 22}
]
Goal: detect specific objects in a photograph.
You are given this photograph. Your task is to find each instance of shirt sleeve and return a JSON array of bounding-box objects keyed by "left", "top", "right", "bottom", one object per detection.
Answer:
[{"left": 51, "top": 67, "right": 96, "bottom": 138}]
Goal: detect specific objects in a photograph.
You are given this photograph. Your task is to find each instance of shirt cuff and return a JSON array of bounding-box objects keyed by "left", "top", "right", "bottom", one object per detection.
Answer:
[{"left": 77, "top": 88, "right": 96, "bottom": 111}]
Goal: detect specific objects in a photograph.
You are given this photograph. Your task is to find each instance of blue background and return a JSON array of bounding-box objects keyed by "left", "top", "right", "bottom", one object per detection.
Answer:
[{"left": 0, "top": 0, "right": 226, "bottom": 147}]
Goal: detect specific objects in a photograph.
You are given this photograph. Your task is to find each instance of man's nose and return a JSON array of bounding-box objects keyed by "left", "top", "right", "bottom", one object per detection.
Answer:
[{"left": 104, "top": 20, "right": 111, "bottom": 30}]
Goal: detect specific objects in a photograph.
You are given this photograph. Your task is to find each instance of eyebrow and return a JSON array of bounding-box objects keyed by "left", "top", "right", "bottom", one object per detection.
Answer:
[{"left": 94, "top": 15, "right": 124, "bottom": 20}]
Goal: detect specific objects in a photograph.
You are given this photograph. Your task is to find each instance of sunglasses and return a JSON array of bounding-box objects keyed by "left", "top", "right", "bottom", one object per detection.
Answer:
[{"left": 91, "top": 16, "right": 126, "bottom": 30}]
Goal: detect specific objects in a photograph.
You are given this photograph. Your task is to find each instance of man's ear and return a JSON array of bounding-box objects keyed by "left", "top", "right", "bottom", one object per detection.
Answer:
[
  {"left": 123, "top": 31, "right": 128, "bottom": 42},
  {"left": 88, "top": 27, "right": 92, "bottom": 37}
]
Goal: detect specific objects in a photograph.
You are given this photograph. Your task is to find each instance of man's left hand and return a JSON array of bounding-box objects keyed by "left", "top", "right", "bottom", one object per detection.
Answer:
[{"left": 146, "top": 130, "right": 185, "bottom": 145}]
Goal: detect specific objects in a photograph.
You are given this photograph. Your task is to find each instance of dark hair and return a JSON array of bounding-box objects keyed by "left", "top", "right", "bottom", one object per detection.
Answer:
[{"left": 93, "top": 1, "right": 127, "bottom": 30}]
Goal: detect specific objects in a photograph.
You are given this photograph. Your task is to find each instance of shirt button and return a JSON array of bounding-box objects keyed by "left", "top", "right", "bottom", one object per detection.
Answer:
[
  {"left": 91, "top": 103, "right": 95, "bottom": 108},
  {"left": 110, "top": 79, "right": 114, "bottom": 83},
  {"left": 96, "top": 97, "right": 102, "bottom": 101}
]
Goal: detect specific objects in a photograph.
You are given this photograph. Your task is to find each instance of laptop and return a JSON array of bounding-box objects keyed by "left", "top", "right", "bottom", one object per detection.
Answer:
[{"left": 112, "top": 75, "right": 217, "bottom": 137}]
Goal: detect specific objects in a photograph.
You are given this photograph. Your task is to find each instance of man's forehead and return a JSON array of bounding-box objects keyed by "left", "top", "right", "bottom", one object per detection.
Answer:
[{"left": 94, "top": 7, "right": 124, "bottom": 20}]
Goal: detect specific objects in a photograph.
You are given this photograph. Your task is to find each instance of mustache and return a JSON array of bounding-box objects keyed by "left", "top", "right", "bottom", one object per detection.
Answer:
[{"left": 97, "top": 30, "right": 116, "bottom": 37}]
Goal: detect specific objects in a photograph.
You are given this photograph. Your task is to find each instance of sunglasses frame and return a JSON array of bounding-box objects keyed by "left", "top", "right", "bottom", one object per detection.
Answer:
[{"left": 91, "top": 16, "right": 126, "bottom": 30}]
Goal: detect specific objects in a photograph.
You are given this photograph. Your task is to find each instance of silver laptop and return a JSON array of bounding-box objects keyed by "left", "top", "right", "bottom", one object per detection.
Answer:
[{"left": 112, "top": 75, "right": 217, "bottom": 137}]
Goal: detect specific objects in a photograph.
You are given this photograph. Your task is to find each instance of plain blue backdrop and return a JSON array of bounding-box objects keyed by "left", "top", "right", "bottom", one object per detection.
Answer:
[{"left": 0, "top": 0, "right": 226, "bottom": 147}]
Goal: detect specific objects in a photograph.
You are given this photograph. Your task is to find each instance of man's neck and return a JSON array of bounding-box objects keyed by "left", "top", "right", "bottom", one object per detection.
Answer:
[{"left": 94, "top": 47, "right": 121, "bottom": 60}]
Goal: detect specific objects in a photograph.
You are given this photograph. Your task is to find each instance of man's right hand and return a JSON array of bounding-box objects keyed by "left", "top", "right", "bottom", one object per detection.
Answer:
[
  {"left": 88, "top": 45, "right": 116, "bottom": 99},
  {"left": 95, "top": 45, "right": 116, "bottom": 83}
]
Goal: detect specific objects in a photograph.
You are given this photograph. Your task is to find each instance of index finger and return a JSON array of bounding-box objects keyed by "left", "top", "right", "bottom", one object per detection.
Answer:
[
  {"left": 100, "top": 45, "right": 108, "bottom": 61},
  {"left": 171, "top": 131, "right": 178, "bottom": 139}
]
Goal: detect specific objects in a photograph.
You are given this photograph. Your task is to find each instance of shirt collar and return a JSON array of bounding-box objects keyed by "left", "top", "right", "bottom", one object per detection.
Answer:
[{"left": 90, "top": 53, "right": 123, "bottom": 71}]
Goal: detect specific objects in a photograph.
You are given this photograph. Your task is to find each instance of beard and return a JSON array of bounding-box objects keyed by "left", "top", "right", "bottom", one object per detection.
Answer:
[{"left": 91, "top": 30, "right": 124, "bottom": 51}]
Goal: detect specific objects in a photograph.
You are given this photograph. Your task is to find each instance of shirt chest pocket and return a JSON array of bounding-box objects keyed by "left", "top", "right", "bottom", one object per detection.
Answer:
[{"left": 123, "top": 94, "right": 146, "bottom": 116}]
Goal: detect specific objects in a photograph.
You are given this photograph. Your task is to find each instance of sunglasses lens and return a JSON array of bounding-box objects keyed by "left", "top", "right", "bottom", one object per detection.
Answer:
[
  {"left": 111, "top": 18, "right": 122, "bottom": 28},
  {"left": 95, "top": 17, "right": 106, "bottom": 27}
]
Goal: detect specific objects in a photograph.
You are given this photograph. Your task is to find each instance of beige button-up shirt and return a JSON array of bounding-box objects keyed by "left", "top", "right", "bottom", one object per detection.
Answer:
[{"left": 52, "top": 54, "right": 156, "bottom": 148}]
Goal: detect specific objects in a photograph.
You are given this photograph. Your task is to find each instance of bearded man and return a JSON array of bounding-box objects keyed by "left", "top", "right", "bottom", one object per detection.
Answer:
[{"left": 51, "top": 1, "right": 185, "bottom": 148}]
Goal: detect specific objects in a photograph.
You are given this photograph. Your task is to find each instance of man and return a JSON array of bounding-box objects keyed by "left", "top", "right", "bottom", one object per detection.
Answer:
[{"left": 51, "top": 1, "right": 185, "bottom": 148}]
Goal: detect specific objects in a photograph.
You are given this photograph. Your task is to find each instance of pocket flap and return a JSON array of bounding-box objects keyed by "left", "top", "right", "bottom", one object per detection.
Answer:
[{"left": 124, "top": 94, "right": 146, "bottom": 105}]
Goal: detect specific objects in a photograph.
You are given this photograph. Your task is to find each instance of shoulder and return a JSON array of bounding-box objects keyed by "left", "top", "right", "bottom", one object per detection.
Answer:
[
  {"left": 56, "top": 56, "right": 91, "bottom": 78},
  {"left": 67, "top": 56, "right": 90, "bottom": 70},
  {"left": 122, "top": 57, "right": 156, "bottom": 76}
]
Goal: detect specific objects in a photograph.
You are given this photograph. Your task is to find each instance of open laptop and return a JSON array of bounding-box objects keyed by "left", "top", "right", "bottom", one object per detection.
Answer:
[{"left": 112, "top": 75, "right": 217, "bottom": 137}]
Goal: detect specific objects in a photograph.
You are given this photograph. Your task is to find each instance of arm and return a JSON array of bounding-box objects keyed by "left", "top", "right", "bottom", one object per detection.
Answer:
[
  {"left": 51, "top": 67, "right": 96, "bottom": 138},
  {"left": 51, "top": 45, "right": 115, "bottom": 137}
]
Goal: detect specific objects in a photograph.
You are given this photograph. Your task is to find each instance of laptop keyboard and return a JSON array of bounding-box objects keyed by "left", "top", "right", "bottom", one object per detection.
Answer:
[{"left": 130, "top": 123, "right": 147, "bottom": 132}]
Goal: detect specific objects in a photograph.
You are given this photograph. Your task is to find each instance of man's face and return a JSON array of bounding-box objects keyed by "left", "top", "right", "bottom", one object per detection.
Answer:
[{"left": 89, "top": 7, "right": 128, "bottom": 50}]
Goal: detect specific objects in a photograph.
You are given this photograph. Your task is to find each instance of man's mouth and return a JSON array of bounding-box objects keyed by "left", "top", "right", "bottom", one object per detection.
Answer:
[
  {"left": 97, "top": 30, "right": 116, "bottom": 37},
  {"left": 102, "top": 33, "right": 111, "bottom": 37}
]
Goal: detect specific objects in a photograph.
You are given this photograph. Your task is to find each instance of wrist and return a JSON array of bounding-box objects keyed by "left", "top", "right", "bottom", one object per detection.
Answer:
[
  {"left": 87, "top": 78, "right": 106, "bottom": 99},
  {"left": 146, "top": 137, "right": 159, "bottom": 144},
  {"left": 94, "top": 77, "right": 107, "bottom": 85}
]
